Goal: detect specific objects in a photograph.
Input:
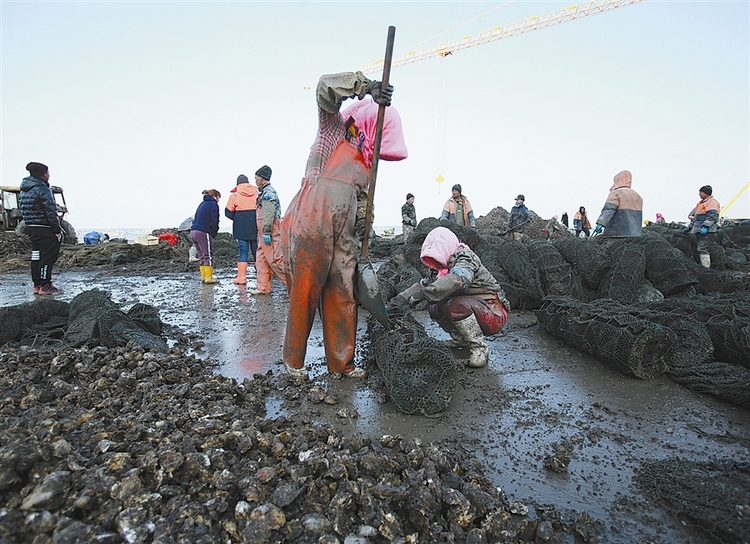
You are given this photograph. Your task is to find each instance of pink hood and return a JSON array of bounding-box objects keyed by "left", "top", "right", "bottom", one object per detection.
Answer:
[
  {"left": 341, "top": 96, "right": 408, "bottom": 168},
  {"left": 420, "top": 227, "right": 466, "bottom": 278}
]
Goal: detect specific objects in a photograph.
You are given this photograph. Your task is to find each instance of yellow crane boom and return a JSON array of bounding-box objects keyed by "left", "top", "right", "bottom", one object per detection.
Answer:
[{"left": 355, "top": 0, "right": 644, "bottom": 77}]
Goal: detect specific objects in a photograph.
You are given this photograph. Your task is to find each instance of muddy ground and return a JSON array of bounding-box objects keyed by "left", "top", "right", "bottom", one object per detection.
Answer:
[{"left": 2, "top": 258, "right": 749, "bottom": 544}]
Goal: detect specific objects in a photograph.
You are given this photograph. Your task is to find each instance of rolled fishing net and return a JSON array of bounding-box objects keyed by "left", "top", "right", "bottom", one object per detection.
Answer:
[
  {"left": 553, "top": 238, "right": 609, "bottom": 290},
  {"left": 527, "top": 240, "right": 582, "bottom": 299},
  {"left": 637, "top": 233, "right": 698, "bottom": 295},
  {"left": 636, "top": 457, "right": 750, "bottom": 544},
  {"left": 597, "top": 242, "right": 646, "bottom": 304},
  {"left": 535, "top": 296, "right": 674, "bottom": 379},
  {"left": 0, "top": 299, "right": 69, "bottom": 345},
  {"left": 480, "top": 239, "right": 544, "bottom": 309},
  {"left": 368, "top": 308, "right": 457, "bottom": 416}
]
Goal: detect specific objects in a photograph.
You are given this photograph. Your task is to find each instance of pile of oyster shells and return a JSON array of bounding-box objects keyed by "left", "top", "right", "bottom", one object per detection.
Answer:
[{"left": 0, "top": 342, "right": 598, "bottom": 543}]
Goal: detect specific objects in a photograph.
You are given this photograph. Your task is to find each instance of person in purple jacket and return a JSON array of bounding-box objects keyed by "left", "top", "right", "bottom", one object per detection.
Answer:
[{"left": 190, "top": 189, "right": 221, "bottom": 284}]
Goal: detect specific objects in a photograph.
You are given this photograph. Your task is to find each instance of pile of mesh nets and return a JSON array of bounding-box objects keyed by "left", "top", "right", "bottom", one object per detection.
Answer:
[
  {"left": 636, "top": 457, "right": 750, "bottom": 544},
  {"left": 0, "top": 289, "right": 168, "bottom": 352},
  {"left": 367, "top": 307, "right": 457, "bottom": 416}
]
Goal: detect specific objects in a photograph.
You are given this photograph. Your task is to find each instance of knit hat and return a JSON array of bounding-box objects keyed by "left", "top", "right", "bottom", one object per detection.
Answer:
[
  {"left": 406, "top": 193, "right": 414, "bottom": 200},
  {"left": 451, "top": 184, "right": 462, "bottom": 194},
  {"left": 26, "top": 162, "right": 48, "bottom": 178},
  {"left": 516, "top": 194, "right": 525, "bottom": 201},
  {"left": 236, "top": 174, "right": 249, "bottom": 185},
  {"left": 700, "top": 185, "right": 712, "bottom": 195},
  {"left": 255, "top": 165, "right": 272, "bottom": 181}
]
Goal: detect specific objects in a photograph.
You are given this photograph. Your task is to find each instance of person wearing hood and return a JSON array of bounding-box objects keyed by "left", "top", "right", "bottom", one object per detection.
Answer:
[
  {"left": 191, "top": 189, "right": 221, "bottom": 284},
  {"left": 593, "top": 170, "right": 643, "bottom": 237},
  {"left": 655, "top": 213, "right": 665, "bottom": 225},
  {"left": 685, "top": 185, "right": 721, "bottom": 268},
  {"left": 225, "top": 174, "right": 258, "bottom": 285},
  {"left": 253, "top": 165, "right": 286, "bottom": 294},
  {"left": 392, "top": 227, "right": 510, "bottom": 368},
  {"left": 441, "top": 184, "right": 475, "bottom": 227},
  {"left": 281, "top": 71, "right": 407, "bottom": 379},
  {"left": 19, "top": 162, "right": 63, "bottom": 295},
  {"left": 574, "top": 206, "right": 591, "bottom": 238},
  {"left": 507, "top": 194, "right": 531, "bottom": 241}
]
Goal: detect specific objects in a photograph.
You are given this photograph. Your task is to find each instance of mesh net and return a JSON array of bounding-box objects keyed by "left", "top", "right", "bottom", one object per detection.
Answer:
[
  {"left": 527, "top": 240, "right": 582, "bottom": 299},
  {"left": 637, "top": 232, "right": 698, "bottom": 295},
  {"left": 0, "top": 299, "right": 69, "bottom": 344},
  {"left": 553, "top": 238, "right": 610, "bottom": 290},
  {"left": 480, "top": 239, "right": 544, "bottom": 310},
  {"left": 636, "top": 457, "right": 750, "bottom": 544},
  {"left": 368, "top": 307, "right": 457, "bottom": 416},
  {"left": 535, "top": 297, "right": 674, "bottom": 379},
  {"left": 597, "top": 242, "right": 646, "bottom": 304}
]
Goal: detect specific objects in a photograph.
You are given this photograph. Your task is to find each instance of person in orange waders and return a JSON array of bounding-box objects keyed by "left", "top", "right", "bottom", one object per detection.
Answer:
[
  {"left": 281, "top": 71, "right": 408, "bottom": 379},
  {"left": 252, "top": 165, "right": 286, "bottom": 294}
]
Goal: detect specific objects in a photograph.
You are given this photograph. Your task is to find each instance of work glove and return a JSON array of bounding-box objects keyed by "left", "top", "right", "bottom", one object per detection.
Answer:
[
  {"left": 683, "top": 226, "right": 691, "bottom": 233},
  {"left": 411, "top": 219, "right": 416, "bottom": 226},
  {"left": 593, "top": 224, "right": 603, "bottom": 234},
  {"left": 700, "top": 226, "right": 708, "bottom": 235},
  {"left": 386, "top": 294, "right": 409, "bottom": 309},
  {"left": 367, "top": 80, "right": 394, "bottom": 106},
  {"left": 408, "top": 290, "right": 426, "bottom": 308},
  {"left": 263, "top": 234, "right": 271, "bottom": 245}
]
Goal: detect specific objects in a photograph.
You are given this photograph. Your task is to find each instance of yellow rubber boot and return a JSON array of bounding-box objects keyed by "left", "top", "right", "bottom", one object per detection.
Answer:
[
  {"left": 204, "top": 265, "right": 218, "bottom": 284},
  {"left": 199, "top": 265, "right": 207, "bottom": 282}
]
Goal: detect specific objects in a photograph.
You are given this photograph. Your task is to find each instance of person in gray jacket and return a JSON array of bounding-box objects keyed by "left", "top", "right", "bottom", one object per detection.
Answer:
[{"left": 19, "top": 162, "right": 63, "bottom": 295}]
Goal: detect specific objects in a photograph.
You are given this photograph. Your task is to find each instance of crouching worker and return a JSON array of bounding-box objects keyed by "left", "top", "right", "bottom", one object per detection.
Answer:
[{"left": 392, "top": 227, "right": 510, "bottom": 368}]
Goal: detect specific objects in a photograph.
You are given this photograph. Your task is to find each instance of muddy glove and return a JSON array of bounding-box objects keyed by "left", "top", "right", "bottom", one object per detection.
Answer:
[
  {"left": 263, "top": 234, "right": 271, "bottom": 245},
  {"left": 593, "top": 224, "right": 603, "bottom": 234},
  {"left": 367, "top": 80, "right": 394, "bottom": 106},
  {"left": 408, "top": 290, "right": 426, "bottom": 308},
  {"left": 700, "top": 226, "right": 708, "bottom": 235},
  {"left": 410, "top": 219, "right": 416, "bottom": 226},
  {"left": 387, "top": 294, "right": 409, "bottom": 309}
]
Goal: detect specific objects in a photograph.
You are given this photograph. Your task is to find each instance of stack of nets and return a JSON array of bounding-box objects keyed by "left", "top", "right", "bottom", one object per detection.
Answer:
[
  {"left": 535, "top": 297, "right": 675, "bottom": 379},
  {"left": 636, "top": 457, "right": 750, "bottom": 544},
  {"left": 527, "top": 240, "right": 582, "bottom": 299},
  {"left": 638, "top": 233, "right": 698, "bottom": 295},
  {"left": 480, "top": 238, "right": 544, "bottom": 310},
  {"left": 0, "top": 299, "right": 69, "bottom": 345},
  {"left": 65, "top": 289, "right": 168, "bottom": 352},
  {"left": 368, "top": 308, "right": 457, "bottom": 416},
  {"left": 597, "top": 241, "right": 646, "bottom": 304},
  {"left": 553, "top": 238, "right": 610, "bottom": 290}
]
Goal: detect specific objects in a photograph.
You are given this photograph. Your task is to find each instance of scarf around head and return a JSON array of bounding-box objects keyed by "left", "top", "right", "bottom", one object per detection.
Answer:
[
  {"left": 420, "top": 227, "right": 466, "bottom": 278},
  {"left": 340, "top": 96, "right": 408, "bottom": 168}
]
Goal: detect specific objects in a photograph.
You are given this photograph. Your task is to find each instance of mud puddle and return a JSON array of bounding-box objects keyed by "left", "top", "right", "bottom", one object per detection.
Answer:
[{"left": 2, "top": 267, "right": 749, "bottom": 543}]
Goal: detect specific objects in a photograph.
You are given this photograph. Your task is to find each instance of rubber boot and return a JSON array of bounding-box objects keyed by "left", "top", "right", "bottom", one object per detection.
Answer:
[
  {"left": 443, "top": 330, "right": 466, "bottom": 349},
  {"left": 199, "top": 265, "right": 207, "bottom": 282},
  {"left": 204, "top": 265, "right": 218, "bottom": 284},
  {"left": 234, "top": 262, "right": 248, "bottom": 285},
  {"left": 453, "top": 314, "right": 489, "bottom": 368},
  {"left": 700, "top": 254, "right": 711, "bottom": 269}
]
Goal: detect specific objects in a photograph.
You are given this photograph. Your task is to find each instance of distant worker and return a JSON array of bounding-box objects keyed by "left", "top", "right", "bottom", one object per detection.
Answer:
[
  {"left": 191, "top": 189, "right": 221, "bottom": 284},
  {"left": 560, "top": 212, "right": 569, "bottom": 229},
  {"left": 441, "top": 184, "right": 476, "bottom": 227},
  {"left": 573, "top": 206, "right": 591, "bottom": 238},
  {"left": 83, "top": 231, "right": 109, "bottom": 246},
  {"left": 225, "top": 174, "right": 258, "bottom": 285},
  {"left": 685, "top": 185, "right": 720, "bottom": 268},
  {"left": 401, "top": 192, "right": 417, "bottom": 238},
  {"left": 655, "top": 213, "right": 665, "bottom": 225},
  {"left": 593, "top": 170, "right": 643, "bottom": 238},
  {"left": 19, "top": 162, "right": 63, "bottom": 295},
  {"left": 281, "top": 71, "right": 407, "bottom": 379},
  {"left": 392, "top": 227, "right": 510, "bottom": 368},
  {"left": 253, "top": 165, "right": 286, "bottom": 295},
  {"left": 506, "top": 194, "right": 531, "bottom": 241},
  {"left": 544, "top": 216, "right": 564, "bottom": 241}
]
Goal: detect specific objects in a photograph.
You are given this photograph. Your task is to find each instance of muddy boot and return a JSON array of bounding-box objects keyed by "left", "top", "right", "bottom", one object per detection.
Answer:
[
  {"left": 700, "top": 254, "right": 711, "bottom": 268},
  {"left": 453, "top": 314, "right": 489, "bottom": 368},
  {"left": 234, "top": 262, "right": 248, "bottom": 285},
  {"left": 203, "top": 265, "right": 219, "bottom": 284},
  {"left": 443, "top": 330, "right": 466, "bottom": 349}
]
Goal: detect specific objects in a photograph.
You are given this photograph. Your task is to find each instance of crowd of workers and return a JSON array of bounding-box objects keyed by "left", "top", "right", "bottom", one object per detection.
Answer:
[{"left": 17, "top": 71, "right": 721, "bottom": 378}]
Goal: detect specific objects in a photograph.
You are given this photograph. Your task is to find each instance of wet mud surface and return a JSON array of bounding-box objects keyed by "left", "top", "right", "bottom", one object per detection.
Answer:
[{"left": 2, "top": 265, "right": 749, "bottom": 543}]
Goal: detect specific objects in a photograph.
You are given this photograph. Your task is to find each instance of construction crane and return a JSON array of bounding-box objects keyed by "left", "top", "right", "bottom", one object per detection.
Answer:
[{"left": 304, "top": 0, "right": 644, "bottom": 88}]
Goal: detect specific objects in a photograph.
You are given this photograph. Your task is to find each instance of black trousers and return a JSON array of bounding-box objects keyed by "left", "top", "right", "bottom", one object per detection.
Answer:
[{"left": 27, "top": 226, "right": 61, "bottom": 286}]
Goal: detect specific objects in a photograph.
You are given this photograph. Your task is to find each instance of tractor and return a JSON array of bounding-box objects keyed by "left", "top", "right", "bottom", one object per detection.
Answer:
[{"left": 0, "top": 185, "right": 78, "bottom": 244}]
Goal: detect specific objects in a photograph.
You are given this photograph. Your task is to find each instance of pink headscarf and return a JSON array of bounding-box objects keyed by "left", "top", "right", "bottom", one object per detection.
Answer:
[
  {"left": 420, "top": 227, "right": 466, "bottom": 278},
  {"left": 341, "top": 96, "right": 408, "bottom": 168}
]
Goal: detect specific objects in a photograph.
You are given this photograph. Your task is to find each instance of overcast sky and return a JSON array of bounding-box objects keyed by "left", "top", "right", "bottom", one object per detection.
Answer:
[{"left": 2, "top": 1, "right": 748, "bottom": 235}]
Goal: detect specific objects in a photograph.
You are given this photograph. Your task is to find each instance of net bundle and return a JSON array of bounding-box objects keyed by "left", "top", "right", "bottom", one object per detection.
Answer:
[
  {"left": 535, "top": 296, "right": 674, "bottom": 379},
  {"left": 597, "top": 242, "right": 646, "bottom": 304},
  {"left": 553, "top": 238, "right": 610, "bottom": 290},
  {"left": 0, "top": 299, "right": 69, "bottom": 345},
  {"left": 636, "top": 458, "right": 750, "bottom": 544},
  {"left": 480, "top": 239, "right": 544, "bottom": 309},
  {"left": 527, "top": 240, "right": 582, "bottom": 298},
  {"left": 368, "top": 308, "right": 457, "bottom": 416},
  {"left": 637, "top": 233, "right": 698, "bottom": 295}
]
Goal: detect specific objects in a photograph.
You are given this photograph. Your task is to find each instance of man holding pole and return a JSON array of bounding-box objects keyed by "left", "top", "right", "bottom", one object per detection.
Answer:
[{"left": 281, "top": 44, "right": 408, "bottom": 379}]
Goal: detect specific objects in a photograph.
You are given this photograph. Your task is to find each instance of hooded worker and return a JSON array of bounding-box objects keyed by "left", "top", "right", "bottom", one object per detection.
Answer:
[
  {"left": 392, "top": 227, "right": 510, "bottom": 368},
  {"left": 281, "top": 71, "right": 407, "bottom": 379},
  {"left": 225, "top": 174, "right": 258, "bottom": 285},
  {"left": 253, "top": 165, "right": 286, "bottom": 294},
  {"left": 594, "top": 170, "right": 643, "bottom": 237},
  {"left": 441, "top": 184, "right": 475, "bottom": 227},
  {"left": 685, "top": 185, "right": 720, "bottom": 268}
]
